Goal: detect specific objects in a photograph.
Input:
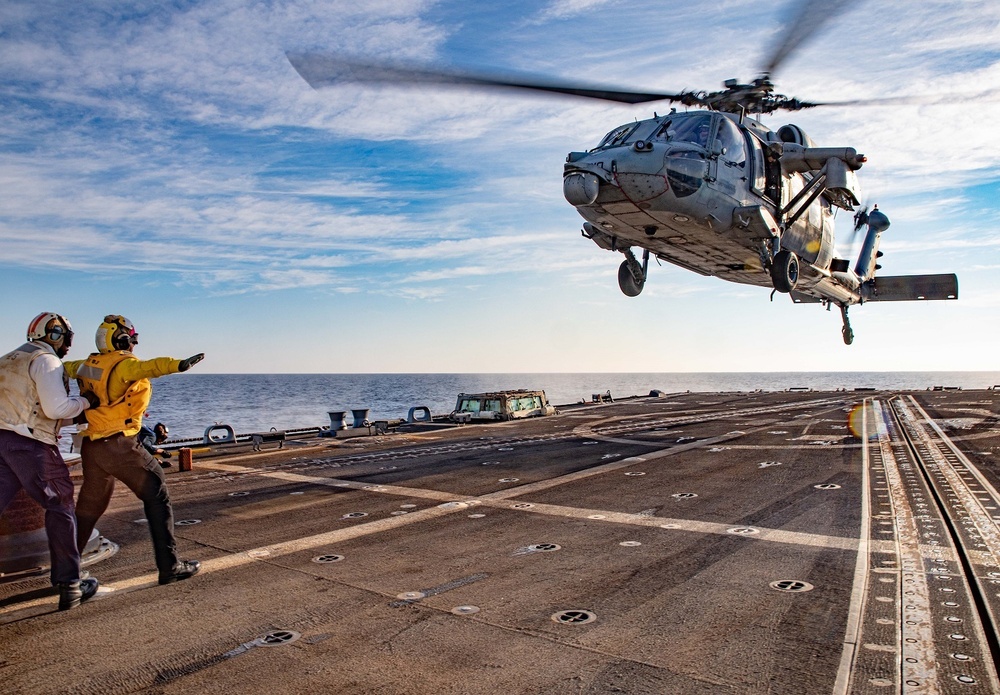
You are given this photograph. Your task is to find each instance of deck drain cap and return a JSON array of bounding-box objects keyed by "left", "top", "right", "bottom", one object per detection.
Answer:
[
  {"left": 672, "top": 493, "right": 698, "bottom": 499},
  {"left": 451, "top": 605, "right": 480, "bottom": 615},
  {"left": 814, "top": 484, "right": 841, "bottom": 490},
  {"left": 770, "top": 580, "right": 814, "bottom": 592},
  {"left": 255, "top": 630, "right": 301, "bottom": 647},
  {"left": 468, "top": 513, "right": 486, "bottom": 518},
  {"left": 341, "top": 512, "right": 368, "bottom": 519},
  {"left": 552, "top": 609, "right": 596, "bottom": 625},
  {"left": 228, "top": 491, "right": 250, "bottom": 497},
  {"left": 624, "top": 472, "right": 646, "bottom": 476},
  {"left": 527, "top": 543, "right": 561, "bottom": 552},
  {"left": 498, "top": 478, "right": 520, "bottom": 483},
  {"left": 397, "top": 591, "right": 426, "bottom": 600},
  {"left": 312, "top": 554, "right": 345, "bottom": 563},
  {"left": 728, "top": 526, "right": 760, "bottom": 535},
  {"left": 176, "top": 519, "right": 201, "bottom": 526},
  {"left": 620, "top": 541, "right": 642, "bottom": 547},
  {"left": 513, "top": 503, "right": 534, "bottom": 509}
]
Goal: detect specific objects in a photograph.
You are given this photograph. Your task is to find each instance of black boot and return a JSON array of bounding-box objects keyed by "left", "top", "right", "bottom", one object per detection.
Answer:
[
  {"left": 57, "top": 578, "right": 100, "bottom": 611},
  {"left": 159, "top": 559, "right": 201, "bottom": 585}
]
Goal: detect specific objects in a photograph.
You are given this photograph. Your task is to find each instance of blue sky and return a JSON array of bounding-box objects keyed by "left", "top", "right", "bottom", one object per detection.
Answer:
[{"left": 1, "top": 0, "right": 998, "bottom": 373}]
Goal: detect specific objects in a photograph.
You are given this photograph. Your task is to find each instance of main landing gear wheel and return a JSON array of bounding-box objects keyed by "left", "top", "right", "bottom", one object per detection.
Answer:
[
  {"left": 770, "top": 250, "right": 799, "bottom": 293},
  {"left": 617, "top": 248, "right": 649, "bottom": 297}
]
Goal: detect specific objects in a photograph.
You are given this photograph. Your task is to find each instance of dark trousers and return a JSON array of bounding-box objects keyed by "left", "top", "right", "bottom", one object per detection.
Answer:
[
  {"left": 0, "top": 429, "right": 82, "bottom": 585},
  {"left": 77, "top": 433, "right": 179, "bottom": 575}
]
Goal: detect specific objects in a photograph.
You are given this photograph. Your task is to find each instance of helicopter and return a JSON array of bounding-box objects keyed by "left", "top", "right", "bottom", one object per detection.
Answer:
[{"left": 286, "top": 0, "right": 959, "bottom": 345}]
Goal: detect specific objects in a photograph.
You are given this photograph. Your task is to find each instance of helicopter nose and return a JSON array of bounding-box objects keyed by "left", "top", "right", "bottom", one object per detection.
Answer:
[{"left": 563, "top": 171, "right": 600, "bottom": 206}]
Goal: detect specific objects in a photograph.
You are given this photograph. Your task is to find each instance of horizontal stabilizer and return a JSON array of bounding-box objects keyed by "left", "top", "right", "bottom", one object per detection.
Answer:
[{"left": 865, "top": 274, "right": 958, "bottom": 302}]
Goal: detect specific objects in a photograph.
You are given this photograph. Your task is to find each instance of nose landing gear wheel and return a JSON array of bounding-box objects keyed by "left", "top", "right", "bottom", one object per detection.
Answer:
[{"left": 770, "top": 250, "right": 799, "bottom": 293}]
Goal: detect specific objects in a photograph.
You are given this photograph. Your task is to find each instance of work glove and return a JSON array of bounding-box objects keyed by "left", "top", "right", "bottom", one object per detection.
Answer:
[
  {"left": 178, "top": 353, "right": 205, "bottom": 372},
  {"left": 82, "top": 392, "right": 101, "bottom": 409},
  {"left": 158, "top": 450, "right": 172, "bottom": 460}
]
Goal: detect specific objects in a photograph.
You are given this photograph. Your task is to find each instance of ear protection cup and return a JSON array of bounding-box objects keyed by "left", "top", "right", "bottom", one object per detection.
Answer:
[{"left": 96, "top": 314, "right": 138, "bottom": 353}]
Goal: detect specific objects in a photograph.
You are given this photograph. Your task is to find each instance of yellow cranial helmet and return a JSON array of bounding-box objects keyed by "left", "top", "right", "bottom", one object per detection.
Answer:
[{"left": 96, "top": 314, "right": 139, "bottom": 353}]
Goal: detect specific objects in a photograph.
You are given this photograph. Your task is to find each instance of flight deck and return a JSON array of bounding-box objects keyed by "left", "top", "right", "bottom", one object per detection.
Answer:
[{"left": 2, "top": 389, "right": 1000, "bottom": 694}]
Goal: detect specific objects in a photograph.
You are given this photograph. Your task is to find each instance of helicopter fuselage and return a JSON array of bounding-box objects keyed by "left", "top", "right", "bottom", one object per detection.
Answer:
[{"left": 564, "top": 110, "right": 867, "bottom": 306}]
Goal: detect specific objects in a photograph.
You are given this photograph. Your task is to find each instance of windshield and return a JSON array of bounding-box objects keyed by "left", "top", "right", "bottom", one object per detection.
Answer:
[
  {"left": 594, "top": 122, "right": 638, "bottom": 149},
  {"left": 653, "top": 114, "right": 714, "bottom": 148}
]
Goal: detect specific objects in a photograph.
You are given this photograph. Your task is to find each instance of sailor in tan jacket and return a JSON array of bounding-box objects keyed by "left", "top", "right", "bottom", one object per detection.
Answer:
[{"left": 0, "top": 312, "right": 100, "bottom": 610}]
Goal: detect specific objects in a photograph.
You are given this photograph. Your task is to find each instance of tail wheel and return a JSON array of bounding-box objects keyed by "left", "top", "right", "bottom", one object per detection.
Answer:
[
  {"left": 618, "top": 260, "right": 644, "bottom": 297},
  {"left": 770, "top": 250, "right": 799, "bottom": 293}
]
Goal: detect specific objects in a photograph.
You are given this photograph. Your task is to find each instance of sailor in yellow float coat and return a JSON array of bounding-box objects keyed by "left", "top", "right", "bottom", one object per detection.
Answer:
[{"left": 63, "top": 315, "right": 205, "bottom": 585}]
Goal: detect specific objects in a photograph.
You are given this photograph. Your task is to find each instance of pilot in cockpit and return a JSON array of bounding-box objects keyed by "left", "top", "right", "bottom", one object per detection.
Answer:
[
  {"left": 693, "top": 120, "right": 711, "bottom": 148},
  {"left": 663, "top": 116, "right": 712, "bottom": 148}
]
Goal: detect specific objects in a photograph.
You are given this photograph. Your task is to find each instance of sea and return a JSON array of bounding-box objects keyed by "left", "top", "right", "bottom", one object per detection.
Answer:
[{"left": 87, "top": 371, "right": 1000, "bottom": 443}]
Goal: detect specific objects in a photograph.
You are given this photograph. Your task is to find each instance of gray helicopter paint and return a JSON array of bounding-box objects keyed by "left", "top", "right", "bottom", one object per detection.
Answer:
[{"left": 566, "top": 110, "right": 957, "bottom": 344}]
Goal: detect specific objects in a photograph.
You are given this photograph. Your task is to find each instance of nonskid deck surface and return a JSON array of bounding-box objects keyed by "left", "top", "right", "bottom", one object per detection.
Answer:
[{"left": 2, "top": 390, "right": 1000, "bottom": 694}]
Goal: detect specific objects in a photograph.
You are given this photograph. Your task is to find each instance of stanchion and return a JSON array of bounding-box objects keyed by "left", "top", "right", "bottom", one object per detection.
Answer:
[{"left": 179, "top": 448, "right": 193, "bottom": 472}]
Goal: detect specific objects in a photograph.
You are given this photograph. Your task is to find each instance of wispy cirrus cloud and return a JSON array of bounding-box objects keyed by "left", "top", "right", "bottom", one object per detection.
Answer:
[{"left": 0, "top": 0, "right": 997, "bottom": 373}]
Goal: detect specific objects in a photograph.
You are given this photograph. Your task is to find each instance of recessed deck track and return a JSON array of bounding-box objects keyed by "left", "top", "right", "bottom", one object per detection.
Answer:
[{"left": 852, "top": 396, "right": 1000, "bottom": 692}]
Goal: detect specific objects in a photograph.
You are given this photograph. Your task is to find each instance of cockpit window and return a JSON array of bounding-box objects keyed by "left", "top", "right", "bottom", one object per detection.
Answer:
[
  {"left": 717, "top": 117, "right": 746, "bottom": 165},
  {"left": 653, "top": 115, "right": 714, "bottom": 148},
  {"left": 594, "top": 123, "right": 638, "bottom": 150}
]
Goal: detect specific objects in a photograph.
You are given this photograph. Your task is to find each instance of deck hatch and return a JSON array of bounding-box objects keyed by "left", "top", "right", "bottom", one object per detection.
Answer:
[{"left": 551, "top": 610, "right": 596, "bottom": 625}]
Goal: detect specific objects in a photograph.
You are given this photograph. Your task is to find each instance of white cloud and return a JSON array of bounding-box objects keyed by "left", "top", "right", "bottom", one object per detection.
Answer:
[{"left": 0, "top": 0, "right": 998, "bottom": 372}]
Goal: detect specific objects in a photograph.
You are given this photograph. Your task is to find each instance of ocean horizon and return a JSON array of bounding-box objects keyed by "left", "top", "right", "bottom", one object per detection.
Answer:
[{"left": 90, "top": 371, "right": 1000, "bottom": 442}]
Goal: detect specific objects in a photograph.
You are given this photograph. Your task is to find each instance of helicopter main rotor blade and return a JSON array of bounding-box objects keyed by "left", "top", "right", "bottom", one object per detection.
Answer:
[
  {"left": 286, "top": 53, "right": 694, "bottom": 105},
  {"left": 802, "top": 88, "right": 1000, "bottom": 108},
  {"left": 762, "top": 0, "right": 861, "bottom": 76}
]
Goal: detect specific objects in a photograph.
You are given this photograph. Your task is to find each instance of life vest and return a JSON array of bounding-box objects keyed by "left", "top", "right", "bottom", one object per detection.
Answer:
[
  {"left": 0, "top": 342, "right": 64, "bottom": 445},
  {"left": 75, "top": 351, "right": 152, "bottom": 439}
]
